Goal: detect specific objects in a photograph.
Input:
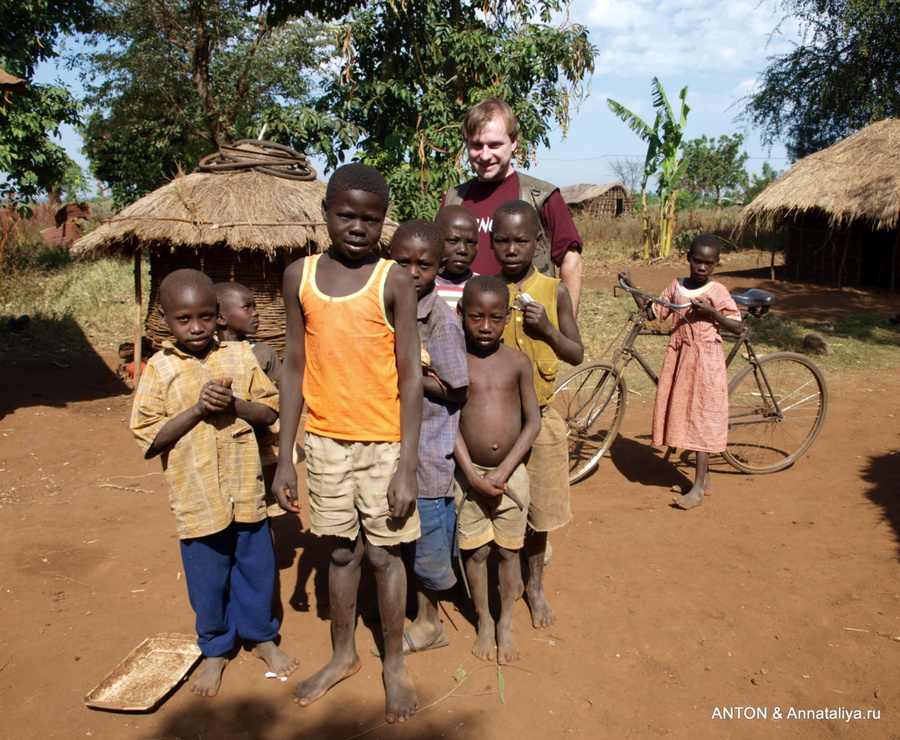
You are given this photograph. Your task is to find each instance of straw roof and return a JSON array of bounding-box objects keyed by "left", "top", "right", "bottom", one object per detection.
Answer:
[
  {"left": 740, "top": 118, "right": 900, "bottom": 234},
  {"left": 72, "top": 168, "right": 396, "bottom": 258},
  {"left": 0, "top": 68, "right": 26, "bottom": 92},
  {"left": 560, "top": 182, "right": 629, "bottom": 205}
]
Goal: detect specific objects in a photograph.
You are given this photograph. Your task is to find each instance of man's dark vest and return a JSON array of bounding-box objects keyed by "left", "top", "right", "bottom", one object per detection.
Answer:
[{"left": 443, "top": 171, "right": 558, "bottom": 277}]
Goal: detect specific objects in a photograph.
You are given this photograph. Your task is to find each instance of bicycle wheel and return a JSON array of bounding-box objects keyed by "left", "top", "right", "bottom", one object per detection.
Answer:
[
  {"left": 552, "top": 362, "right": 627, "bottom": 484},
  {"left": 724, "top": 352, "right": 828, "bottom": 474}
]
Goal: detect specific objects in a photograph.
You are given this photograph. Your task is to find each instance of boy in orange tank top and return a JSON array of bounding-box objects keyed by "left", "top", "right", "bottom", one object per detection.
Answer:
[{"left": 273, "top": 164, "right": 423, "bottom": 725}]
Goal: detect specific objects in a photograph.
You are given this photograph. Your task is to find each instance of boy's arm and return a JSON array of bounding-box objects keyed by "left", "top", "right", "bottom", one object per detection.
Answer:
[
  {"left": 521, "top": 282, "right": 584, "bottom": 366},
  {"left": 385, "top": 264, "right": 423, "bottom": 519},
  {"left": 271, "top": 259, "right": 307, "bottom": 514},
  {"left": 142, "top": 378, "right": 229, "bottom": 458},
  {"left": 423, "top": 314, "right": 469, "bottom": 405},
  {"left": 453, "top": 427, "right": 506, "bottom": 499},
  {"left": 484, "top": 355, "right": 541, "bottom": 486},
  {"left": 423, "top": 375, "right": 467, "bottom": 405}
]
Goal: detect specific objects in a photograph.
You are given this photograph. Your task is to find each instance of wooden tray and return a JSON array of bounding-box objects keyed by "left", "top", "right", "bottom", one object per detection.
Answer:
[{"left": 84, "top": 633, "right": 202, "bottom": 712}]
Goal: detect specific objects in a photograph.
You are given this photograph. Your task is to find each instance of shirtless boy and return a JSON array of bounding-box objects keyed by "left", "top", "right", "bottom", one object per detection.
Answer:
[
  {"left": 492, "top": 200, "right": 584, "bottom": 629},
  {"left": 454, "top": 275, "right": 541, "bottom": 664},
  {"left": 131, "top": 269, "right": 297, "bottom": 698},
  {"left": 272, "top": 164, "right": 423, "bottom": 724},
  {"left": 434, "top": 205, "right": 479, "bottom": 310}
]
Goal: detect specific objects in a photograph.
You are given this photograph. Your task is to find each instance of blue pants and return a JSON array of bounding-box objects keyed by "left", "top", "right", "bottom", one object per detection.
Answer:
[
  {"left": 403, "top": 497, "right": 458, "bottom": 592},
  {"left": 179, "top": 520, "right": 279, "bottom": 657}
]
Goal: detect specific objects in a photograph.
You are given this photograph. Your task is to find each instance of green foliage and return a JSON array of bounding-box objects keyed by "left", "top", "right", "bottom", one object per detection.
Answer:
[
  {"left": 0, "top": 0, "right": 94, "bottom": 201},
  {"left": 681, "top": 134, "right": 749, "bottom": 206},
  {"left": 318, "top": 0, "right": 596, "bottom": 219},
  {"left": 607, "top": 78, "right": 689, "bottom": 258},
  {"left": 744, "top": 162, "right": 783, "bottom": 203},
  {"left": 742, "top": 0, "right": 900, "bottom": 159},
  {"left": 78, "top": 0, "right": 359, "bottom": 206}
]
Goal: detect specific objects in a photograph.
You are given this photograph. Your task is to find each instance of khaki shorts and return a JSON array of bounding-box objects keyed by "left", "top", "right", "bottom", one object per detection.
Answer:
[
  {"left": 304, "top": 433, "right": 421, "bottom": 546},
  {"left": 526, "top": 405, "right": 572, "bottom": 532},
  {"left": 454, "top": 462, "right": 530, "bottom": 551}
]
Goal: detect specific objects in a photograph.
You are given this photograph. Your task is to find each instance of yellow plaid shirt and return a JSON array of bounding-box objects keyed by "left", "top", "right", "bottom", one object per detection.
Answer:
[{"left": 131, "top": 341, "right": 279, "bottom": 539}]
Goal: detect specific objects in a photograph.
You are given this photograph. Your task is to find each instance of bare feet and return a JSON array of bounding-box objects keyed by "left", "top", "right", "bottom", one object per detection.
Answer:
[
  {"left": 472, "top": 618, "right": 497, "bottom": 661},
  {"left": 293, "top": 654, "right": 361, "bottom": 707},
  {"left": 674, "top": 487, "right": 704, "bottom": 509},
  {"left": 383, "top": 661, "right": 418, "bottom": 723},
  {"left": 252, "top": 640, "right": 299, "bottom": 676},
  {"left": 526, "top": 585, "right": 557, "bottom": 629},
  {"left": 190, "top": 656, "right": 227, "bottom": 698},
  {"left": 496, "top": 619, "right": 520, "bottom": 665}
]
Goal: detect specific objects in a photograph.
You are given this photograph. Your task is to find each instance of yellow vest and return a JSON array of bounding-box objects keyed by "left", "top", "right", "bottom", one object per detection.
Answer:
[{"left": 500, "top": 270, "right": 561, "bottom": 406}]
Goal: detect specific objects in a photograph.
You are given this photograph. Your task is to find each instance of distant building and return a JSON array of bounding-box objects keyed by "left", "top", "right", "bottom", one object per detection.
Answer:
[
  {"left": 41, "top": 203, "right": 91, "bottom": 249},
  {"left": 560, "top": 182, "right": 635, "bottom": 219}
]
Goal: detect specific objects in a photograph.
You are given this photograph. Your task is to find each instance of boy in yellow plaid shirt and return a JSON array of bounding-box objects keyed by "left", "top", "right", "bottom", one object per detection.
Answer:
[{"left": 131, "top": 269, "right": 297, "bottom": 697}]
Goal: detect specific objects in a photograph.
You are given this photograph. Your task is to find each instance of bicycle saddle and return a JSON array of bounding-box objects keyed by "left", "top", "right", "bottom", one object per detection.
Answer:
[{"left": 730, "top": 289, "right": 775, "bottom": 308}]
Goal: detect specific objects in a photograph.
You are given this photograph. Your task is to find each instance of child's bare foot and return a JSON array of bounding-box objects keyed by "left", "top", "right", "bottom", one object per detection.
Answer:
[
  {"left": 526, "top": 586, "right": 557, "bottom": 628},
  {"left": 293, "top": 653, "right": 361, "bottom": 706},
  {"left": 252, "top": 640, "right": 299, "bottom": 676},
  {"left": 674, "top": 487, "right": 704, "bottom": 509},
  {"left": 496, "top": 619, "right": 520, "bottom": 665},
  {"left": 383, "top": 661, "right": 418, "bottom": 723},
  {"left": 472, "top": 619, "right": 497, "bottom": 661},
  {"left": 190, "top": 656, "right": 227, "bottom": 698}
]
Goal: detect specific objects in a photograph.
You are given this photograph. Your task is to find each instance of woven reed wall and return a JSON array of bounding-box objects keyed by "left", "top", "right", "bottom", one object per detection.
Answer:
[
  {"left": 567, "top": 187, "right": 635, "bottom": 219},
  {"left": 146, "top": 245, "right": 308, "bottom": 356}
]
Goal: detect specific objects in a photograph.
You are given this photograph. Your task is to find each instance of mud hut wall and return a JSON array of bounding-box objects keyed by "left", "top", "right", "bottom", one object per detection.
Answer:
[
  {"left": 567, "top": 187, "right": 635, "bottom": 219},
  {"left": 146, "top": 246, "right": 307, "bottom": 356}
]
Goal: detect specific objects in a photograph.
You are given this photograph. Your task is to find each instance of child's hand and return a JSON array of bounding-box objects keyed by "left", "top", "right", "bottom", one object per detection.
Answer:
[
  {"left": 522, "top": 300, "right": 554, "bottom": 337},
  {"left": 197, "top": 378, "right": 234, "bottom": 415},
  {"left": 387, "top": 468, "right": 417, "bottom": 519},
  {"left": 691, "top": 297, "right": 716, "bottom": 316},
  {"left": 618, "top": 269, "right": 635, "bottom": 287},
  {"left": 272, "top": 460, "right": 303, "bottom": 516},
  {"left": 470, "top": 473, "right": 506, "bottom": 500}
]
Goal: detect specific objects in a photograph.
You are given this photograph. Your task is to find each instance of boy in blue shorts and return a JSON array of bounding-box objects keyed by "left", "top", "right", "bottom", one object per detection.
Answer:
[
  {"left": 131, "top": 268, "right": 297, "bottom": 698},
  {"left": 492, "top": 200, "right": 584, "bottom": 629},
  {"left": 273, "top": 164, "right": 423, "bottom": 724},
  {"left": 390, "top": 219, "right": 469, "bottom": 653}
]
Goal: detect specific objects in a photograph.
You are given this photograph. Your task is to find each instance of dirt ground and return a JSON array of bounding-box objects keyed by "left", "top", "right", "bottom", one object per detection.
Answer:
[{"left": 1, "top": 256, "right": 899, "bottom": 739}]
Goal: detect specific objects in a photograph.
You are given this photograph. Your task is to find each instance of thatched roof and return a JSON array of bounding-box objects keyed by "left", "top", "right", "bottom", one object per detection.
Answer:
[
  {"left": 72, "top": 168, "right": 396, "bottom": 258},
  {"left": 560, "top": 182, "right": 630, "bottom": 205},
  {"left": 0, "top": 68, "right": 26, "bottom": 92},
  {"left": 740, "top": 118, "right": 900, "bottom": 233}
]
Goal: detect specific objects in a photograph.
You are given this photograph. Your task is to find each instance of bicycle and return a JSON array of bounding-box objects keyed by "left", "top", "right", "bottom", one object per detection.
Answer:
[{"left": 553, "top": 279, "right": 828, "bottom": 484}]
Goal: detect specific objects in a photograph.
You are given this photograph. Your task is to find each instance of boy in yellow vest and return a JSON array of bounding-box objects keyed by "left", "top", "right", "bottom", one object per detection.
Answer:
[{"left": 491, "top": 200, "right": 583, "bottom": 629}]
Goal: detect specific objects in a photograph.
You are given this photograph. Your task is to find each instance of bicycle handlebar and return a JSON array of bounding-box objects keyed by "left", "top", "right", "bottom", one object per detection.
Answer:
[{"left": 618, "top": 278, "right": 692, "bottom": 309}]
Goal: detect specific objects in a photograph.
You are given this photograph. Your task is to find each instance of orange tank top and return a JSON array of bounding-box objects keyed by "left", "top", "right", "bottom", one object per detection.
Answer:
[{"left": 300, "top": 254, "right": 400, "bottom": 441}]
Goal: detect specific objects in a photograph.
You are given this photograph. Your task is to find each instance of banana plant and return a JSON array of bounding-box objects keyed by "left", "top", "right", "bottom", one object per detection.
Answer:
[{"left": 608, "top": 78, "right": 690, "bottom": 257}]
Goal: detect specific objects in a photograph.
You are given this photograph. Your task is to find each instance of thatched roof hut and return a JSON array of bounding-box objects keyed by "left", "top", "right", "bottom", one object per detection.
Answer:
[
  {"left": 560, "top": 182, "right": 635, "bottom": 219},
  {"left": 0, "top": 68, "right": 26, "bottom": 93},
  {"left": 72, "top": 141, "right": 397, "bottom": 386},
  {"left": 739, "top": 119, "right": 900, "bottom": 288}
]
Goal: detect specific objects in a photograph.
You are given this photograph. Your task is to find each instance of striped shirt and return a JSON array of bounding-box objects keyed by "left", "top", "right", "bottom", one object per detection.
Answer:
[
  {"left": 131, "top": 341, "right": 279, "bottom": 539},
  {"left": 435, "top": 270, "right": 477, "bottom": 310}
]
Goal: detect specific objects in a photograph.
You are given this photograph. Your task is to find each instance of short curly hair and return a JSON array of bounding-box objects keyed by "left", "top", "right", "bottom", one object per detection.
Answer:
[
  {"left": 688, "top": 233, "right": 722, "bottom": 259},
  {"left": 159, "top": 269, "right": 215, "bottom": 312},
  {"left": 492, "top": 199, "right": 541, "bottom": 236},
  {"left": 325, "top": 163, "right": 390, "bottom": 214},
  {"left": 390, "top": 219, "right": 444, "bottom": 259},
  {"left": 460, "top": 274, "right": 510, "bottom": 311}
]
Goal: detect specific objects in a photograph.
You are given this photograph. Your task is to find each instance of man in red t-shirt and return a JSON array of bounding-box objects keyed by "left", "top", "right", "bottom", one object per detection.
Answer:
[{"left": 441, "top": 99, "right": 584, "bottom": 316}]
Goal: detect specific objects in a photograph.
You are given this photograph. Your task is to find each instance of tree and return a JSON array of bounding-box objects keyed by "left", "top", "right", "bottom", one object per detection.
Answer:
[
  {"left": 0, "top": 0, "right": 93, "bottom": 202},
  {"left": 608, "top": 79, "right": 690, "bottom": 258},
  {"left": 78, "top": 0, "right": 361, "bottom": 205},
  {"left": 607, "top": 156, "right": 642, "bottom": 194},
  {"left": 744, "top": 161, "right": 783, "bottom": 203},
  {"left": 682, "top": 134, "right": 749, "bottom": 206},
  {"left": 307, "top": 0, "right": 595, "bottom": 219},
  {"left": 742, "top": 0, "right": 900, "bottom": 160}
]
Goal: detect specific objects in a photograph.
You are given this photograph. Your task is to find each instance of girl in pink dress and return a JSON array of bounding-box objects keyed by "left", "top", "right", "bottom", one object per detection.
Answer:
[{"left": 619, "top": 235, "right": 743, "bottom": 509}]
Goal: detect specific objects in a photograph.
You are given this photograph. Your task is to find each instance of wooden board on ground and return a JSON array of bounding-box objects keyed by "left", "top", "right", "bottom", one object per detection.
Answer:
[{"left": 84, "top": 633, "right": 201, "bottom": 712}]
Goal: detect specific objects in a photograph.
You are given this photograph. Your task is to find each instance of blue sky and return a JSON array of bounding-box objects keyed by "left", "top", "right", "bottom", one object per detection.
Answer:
[{"left": 34, "top": 0, "right": 802, "bottom": 190}]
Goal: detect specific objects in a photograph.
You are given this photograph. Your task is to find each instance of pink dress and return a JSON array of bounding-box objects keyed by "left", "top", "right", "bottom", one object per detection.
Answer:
[{"left": 652, "top": 279, "right": 741, "bottom": 453}]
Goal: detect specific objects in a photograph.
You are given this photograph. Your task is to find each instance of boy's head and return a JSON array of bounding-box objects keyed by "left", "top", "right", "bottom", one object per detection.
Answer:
[
  {"left": 459, "top": 275, "right": 511, "bottom": 351},
  {"left": 463, "top": 99, "right": 519, "bottom": 183},
  {"left": 323, "top": 163, "right": 390, "bottom": 262},
  {"left": 435, "top": 205, "right": 478, "bottom": 277},
  {"left": 158, "top": 269, "right": 217, "bottom": 356},
  {"left": 214, "top": 282, "right": 259, "bottom": 341},
  {"left": 390, "top": 219, "right": 445, "bottom": 299},
  {"left": 490, "top": 200, "right": 541, "bottom": 277},
  {"left": 687, "top": 234, "right": 722, "bottom": 284}
]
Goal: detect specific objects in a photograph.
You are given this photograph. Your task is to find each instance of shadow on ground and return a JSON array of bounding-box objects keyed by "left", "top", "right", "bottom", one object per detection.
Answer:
[{"left": 861, "top": 448, "right": 900, "bottom": 560}]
